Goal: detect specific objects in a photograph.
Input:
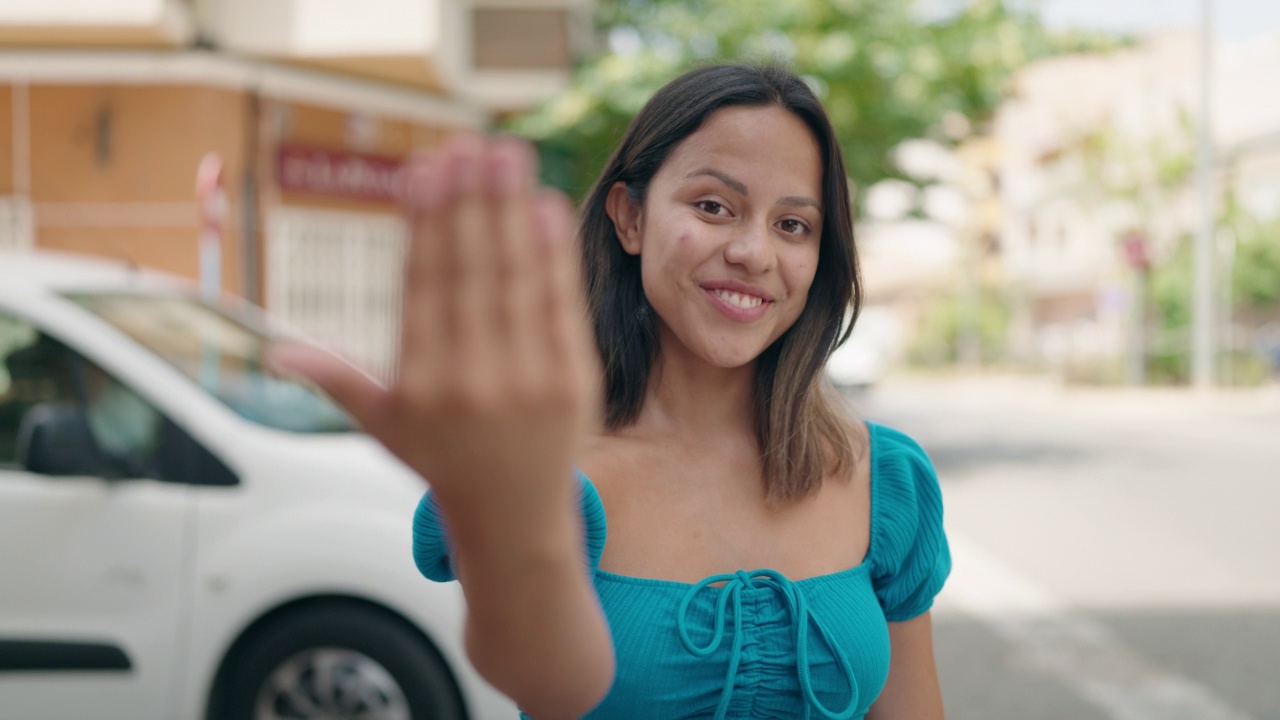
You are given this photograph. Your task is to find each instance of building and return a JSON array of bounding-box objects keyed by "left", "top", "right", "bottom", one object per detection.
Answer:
[
  {"left": 994, "top": 29, "right": 1280, "bottom": 375},
  {"left": 0, "top": 0, "right": 590, "bottom": 379}
]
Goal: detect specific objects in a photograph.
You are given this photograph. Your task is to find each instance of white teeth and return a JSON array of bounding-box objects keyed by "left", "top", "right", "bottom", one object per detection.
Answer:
[{"left": 714, "top": 289, "right": 764, "bottom": 309}]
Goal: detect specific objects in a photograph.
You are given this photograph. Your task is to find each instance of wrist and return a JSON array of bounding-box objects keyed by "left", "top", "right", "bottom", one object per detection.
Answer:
[{"left": 436, "top": 477, "right": 582, "bottom": 569}]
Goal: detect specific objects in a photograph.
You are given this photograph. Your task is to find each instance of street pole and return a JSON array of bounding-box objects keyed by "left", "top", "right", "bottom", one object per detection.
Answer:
[
  {"left": 1123, "top": 231, "right": 1151, "bottom": 386},
  {"left": 958, "top": 226, "right": 982, "bottom": 369},
  {"left": 1130, "top": 268, "right": 1146, "bottom": 386},
  {"left": 196, "top": 152, "right": 228, "bottom": 391},
  {"left": 1218, "top": 227, "right": 1236, "bottom": 386},
  {"left": 1191, "top": 0, "right": 1216, "bottom": 388}
]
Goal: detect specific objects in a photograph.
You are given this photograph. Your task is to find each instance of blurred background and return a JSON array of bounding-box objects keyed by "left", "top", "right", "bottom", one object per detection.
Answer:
[{"left": 0, "top": 0, "right": 1277, "bottom": 719}]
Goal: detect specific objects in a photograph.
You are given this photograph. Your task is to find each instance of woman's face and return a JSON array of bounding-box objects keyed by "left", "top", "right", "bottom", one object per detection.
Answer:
[{"left": 614, "top": 105, "right": 824, "bottom": 369}]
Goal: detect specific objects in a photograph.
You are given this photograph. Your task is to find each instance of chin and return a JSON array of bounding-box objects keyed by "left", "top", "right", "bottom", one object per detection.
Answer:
[{"left": 700, "top": 345, "right": 765, "bottom": 369}]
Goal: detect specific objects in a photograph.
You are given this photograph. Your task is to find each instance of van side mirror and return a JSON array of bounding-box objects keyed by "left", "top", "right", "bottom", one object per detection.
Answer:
[
  {"left": 16, "top": 403, "right": 119, "bottom": 478},
  {"left": 16, "top": 402, "right": 240, "bottom": 486}
]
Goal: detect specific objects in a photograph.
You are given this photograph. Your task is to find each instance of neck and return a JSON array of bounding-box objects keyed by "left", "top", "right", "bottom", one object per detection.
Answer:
[{"left": 628, "top": 328, "right": 760, "bottom": 445}]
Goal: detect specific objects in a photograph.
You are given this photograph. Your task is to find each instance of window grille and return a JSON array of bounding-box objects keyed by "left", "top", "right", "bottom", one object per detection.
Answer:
[
  {"left": 267, "top": 207, "right": 407, "bottom": 384},
  {"left": 0, "top": 196, "right": 34, "bottom": 253}
]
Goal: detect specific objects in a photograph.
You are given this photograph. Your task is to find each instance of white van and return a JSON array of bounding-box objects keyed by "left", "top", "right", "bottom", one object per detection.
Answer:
[{"left": 0, "top": 251, "right": 516, "bottom": 720}]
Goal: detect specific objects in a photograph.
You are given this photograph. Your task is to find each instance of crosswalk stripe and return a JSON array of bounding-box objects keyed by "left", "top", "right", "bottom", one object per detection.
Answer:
[{"left": 941, "top": 533, "right": 1255, "bottom": 720}]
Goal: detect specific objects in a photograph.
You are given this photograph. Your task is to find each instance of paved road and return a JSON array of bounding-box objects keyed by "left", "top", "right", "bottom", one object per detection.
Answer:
[{"left": 853, "top": 375, "right": 1280, "bottom": 720}]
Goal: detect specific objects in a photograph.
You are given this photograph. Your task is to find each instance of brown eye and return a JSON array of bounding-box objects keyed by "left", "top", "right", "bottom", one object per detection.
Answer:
[
  {"left": 697, "top": 200, "right": 725, "bottom": 215},
  {"left": 778, "top": 218, "right": 809, "bottom": 235}
]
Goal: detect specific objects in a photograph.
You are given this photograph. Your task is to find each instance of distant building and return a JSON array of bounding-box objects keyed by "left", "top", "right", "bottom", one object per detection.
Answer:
[
  {"left": 995, "top": 30, "right": 1280, "bottom": 373},
  {"left": 0, "top": 0, "right": 591, "bottom": 378},
  {"left": 856, "top": 134, "right": 1002, "bottom": 369}
]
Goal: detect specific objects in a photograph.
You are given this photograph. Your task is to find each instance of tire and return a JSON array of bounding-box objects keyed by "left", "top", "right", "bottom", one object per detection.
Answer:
[{"left": 209, "top": 602, "right": 466, "bottom": 720}]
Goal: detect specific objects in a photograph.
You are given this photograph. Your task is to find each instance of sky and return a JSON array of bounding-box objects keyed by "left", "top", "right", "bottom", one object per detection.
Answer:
[{"left": 1037, "top": 0, "right": 1280, "bottom": 43}]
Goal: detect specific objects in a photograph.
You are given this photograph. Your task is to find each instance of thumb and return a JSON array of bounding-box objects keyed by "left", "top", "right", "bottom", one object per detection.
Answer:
[{"left": 267, "top": 341, "right": 387, "bottom": 433}]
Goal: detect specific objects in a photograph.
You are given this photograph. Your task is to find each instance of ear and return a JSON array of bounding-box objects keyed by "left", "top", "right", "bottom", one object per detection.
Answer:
[{"left": 605, "top": 181, "right": 643, "bottom": 256}]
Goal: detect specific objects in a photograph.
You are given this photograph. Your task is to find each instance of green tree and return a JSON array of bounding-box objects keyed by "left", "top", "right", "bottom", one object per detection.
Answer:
[
  {"left": 1224, "top": 196, "right": 1280, "bottom": 313},
  {"left": 509, "top": 0, "right": 1122, "bottom": 202}
]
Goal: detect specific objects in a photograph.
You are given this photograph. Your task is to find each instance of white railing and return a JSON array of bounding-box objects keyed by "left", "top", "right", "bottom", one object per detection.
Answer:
[
  {"left": 267, "top": 207, "right": 407, "bottom": 384},
  {"left": 0, "top": 196, "right": 34, "bottom": 253}
]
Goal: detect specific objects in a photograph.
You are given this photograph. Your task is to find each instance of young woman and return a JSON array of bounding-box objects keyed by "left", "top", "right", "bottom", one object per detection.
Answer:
[{"left": 277, "top": 64, "right": 950, "bottom": 720}]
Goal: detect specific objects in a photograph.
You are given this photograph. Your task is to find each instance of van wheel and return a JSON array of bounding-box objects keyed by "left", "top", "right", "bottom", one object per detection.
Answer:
[{"left": 209, "top": 603, "right": 465, "bottom": 720}]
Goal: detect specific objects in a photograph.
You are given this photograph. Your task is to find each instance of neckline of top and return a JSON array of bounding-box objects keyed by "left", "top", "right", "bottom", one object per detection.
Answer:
[{"left": 589, "top": 421, "right": 886, "bottom": 590}]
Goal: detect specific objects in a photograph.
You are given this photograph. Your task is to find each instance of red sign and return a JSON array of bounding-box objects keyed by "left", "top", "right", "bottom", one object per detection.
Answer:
[
  {"left": 1121, "top": 231, "right": 1151, "bottom": 271},
  {"left": 195, "top": 152, "right": 228, "bottom": 232},
  {"left": 276, "top": 145, "right": 404, "bottom": 203}
]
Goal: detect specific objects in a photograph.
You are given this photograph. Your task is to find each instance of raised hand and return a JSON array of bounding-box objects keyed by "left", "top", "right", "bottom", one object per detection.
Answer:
[{"left": 270, "top": 134, "right": 599, "bottom": 513}]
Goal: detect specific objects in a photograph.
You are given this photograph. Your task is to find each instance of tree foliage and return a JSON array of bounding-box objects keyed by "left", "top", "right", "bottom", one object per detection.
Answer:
[{"left": 508, "top": 0, "right": 1123, "bottom": 203}]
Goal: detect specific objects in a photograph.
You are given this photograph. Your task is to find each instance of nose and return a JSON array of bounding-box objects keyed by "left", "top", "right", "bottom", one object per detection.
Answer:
[{"left": 722, "top": 220, "right": 775, "bottom": 274}]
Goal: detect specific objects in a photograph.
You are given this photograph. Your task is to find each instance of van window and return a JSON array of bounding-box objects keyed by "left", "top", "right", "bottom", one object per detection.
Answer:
[
  {"left": 68, "top": 293, "right": 356, "bottom": 434},
  {"left": 0, "top": 312, "right": 163, "bottom": 473},
  {"left": 0, "top": 313, "right": 48, "bottom": 465}
]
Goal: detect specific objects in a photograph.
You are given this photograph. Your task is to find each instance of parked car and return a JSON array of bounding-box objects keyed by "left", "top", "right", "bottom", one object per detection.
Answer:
[
  {"left": 825, "top": 305, "right": 899, "bottom": 391},
  {"left": 0, "top": 250, "right": 516, "bottom": 720}
]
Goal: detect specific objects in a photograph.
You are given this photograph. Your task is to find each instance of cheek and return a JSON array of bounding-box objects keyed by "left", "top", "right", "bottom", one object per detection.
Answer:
[
  {"left": 785, "top": 247, "right": 821, "bottom": 298},
  {"left": 664, "top": 211, "right": 704, "bottom": 249},
  {"left": 643, "top": 221, "right": 701, "bottom": 274}
]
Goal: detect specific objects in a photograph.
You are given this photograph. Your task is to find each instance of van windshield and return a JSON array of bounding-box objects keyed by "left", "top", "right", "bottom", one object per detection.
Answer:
[{"left": 68, "top": 292, "right": 357, "bottom": 434}]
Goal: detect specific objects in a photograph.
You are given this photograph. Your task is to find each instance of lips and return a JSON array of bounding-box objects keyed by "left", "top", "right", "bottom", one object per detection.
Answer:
[
  {"left": 699, "top": 280, "right": 774, "bottom": 303},
  {"left": 699, "top": 280, "right": 774, "bottom": 322},
  {"left": 711, "top": 288, "right": 764, "bottom": 309}
]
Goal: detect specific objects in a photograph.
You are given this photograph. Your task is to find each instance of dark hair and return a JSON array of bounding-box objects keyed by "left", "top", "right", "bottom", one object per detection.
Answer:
[{"left": 578, "top": 64, "right": 863, "bottom": 503}]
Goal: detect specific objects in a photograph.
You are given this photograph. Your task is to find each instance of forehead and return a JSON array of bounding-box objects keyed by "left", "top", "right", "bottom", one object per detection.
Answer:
[{"left": 658, "top": 105, "right": 824, "bottom": 196}]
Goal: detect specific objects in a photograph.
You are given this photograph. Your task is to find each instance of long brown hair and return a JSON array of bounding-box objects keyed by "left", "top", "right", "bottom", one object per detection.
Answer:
[{"left": 578, "top": 64, "right": 863, "bottom": 503}]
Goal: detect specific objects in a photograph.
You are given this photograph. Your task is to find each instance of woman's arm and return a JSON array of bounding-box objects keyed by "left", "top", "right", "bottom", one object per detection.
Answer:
[
  {"left": 867, "top": 612, "right": 945, "bottom": 720},
  {"left": 443, "top": 487, "right": 615, "bottom": 720},
  {"left": 273, "top": 135, "right": 614, "bottom": 719}
]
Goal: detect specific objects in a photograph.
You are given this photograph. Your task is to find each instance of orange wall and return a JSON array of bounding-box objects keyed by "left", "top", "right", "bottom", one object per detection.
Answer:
[
  {"left": 13, "top": 81, "right": 465, "bottom": 299},
  {"left": 28, "top": 84, "right": 251, "bottom": 294},
  {"left": 37, "top": 226, "right": 215, "bottom": 280},
  {"left": 0, "top": 85, "right": 11, "bottom": 195},
  {"left": 30, "top": 84, "right": 248, "bottom": 203}
]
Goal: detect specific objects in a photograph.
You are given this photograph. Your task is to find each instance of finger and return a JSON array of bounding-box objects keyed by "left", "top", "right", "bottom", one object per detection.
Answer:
[
  {"left": 267, "top": 342, "right": 388, "bottom": 434},
  {"left": 533, "top": 192, "right": 603, "bottom": 433},
  {"left": 487, "top": 139, "right": 542, "bottom": 380},
  {"left": 444, "top": 135, "right": 501, "bottom": 372},
  {"left": 399, "top": 151, "right": 448, "bottom": 387},
  {"left": 532, "top": 191, "right": 589, "bottom": 366}
]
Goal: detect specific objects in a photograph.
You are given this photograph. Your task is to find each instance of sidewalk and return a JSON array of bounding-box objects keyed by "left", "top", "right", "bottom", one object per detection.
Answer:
[{"left": 875, "top": 370, "right": 1280, "bottom": 422}]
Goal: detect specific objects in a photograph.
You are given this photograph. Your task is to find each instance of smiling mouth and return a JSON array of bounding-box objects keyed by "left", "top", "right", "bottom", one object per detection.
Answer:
[{"left": 711, "top": 288, "right": 767, "bottom": 310}]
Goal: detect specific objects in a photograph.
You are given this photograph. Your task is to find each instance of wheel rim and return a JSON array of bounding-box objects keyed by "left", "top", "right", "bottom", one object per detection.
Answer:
[{"left": 254, "top": 647, "right": 411, "bottom": 720}]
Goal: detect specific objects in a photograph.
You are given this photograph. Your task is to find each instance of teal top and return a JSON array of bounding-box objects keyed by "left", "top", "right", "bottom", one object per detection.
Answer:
[{"left": 413, "top": 422, "right": 950, "bottom": 720}]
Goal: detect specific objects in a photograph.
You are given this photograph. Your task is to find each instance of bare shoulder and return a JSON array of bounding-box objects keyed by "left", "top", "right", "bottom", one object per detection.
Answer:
[
  {"left": 576, "top": 430, "right": 680, "bottom": 513},
  {"left": 577, "top": 433, "right": 642, "bottom": 494},
  {"left": 822, "top": 415, "right": 872, "bottom": 520},
  {"left": 830, "top": 414, "right": 872, "bottom": 486}
]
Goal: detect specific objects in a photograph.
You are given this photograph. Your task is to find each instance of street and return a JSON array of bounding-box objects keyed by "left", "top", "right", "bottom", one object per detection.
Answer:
[{"left": 856, "top": 376, "right": 1280, "bottom": 720}]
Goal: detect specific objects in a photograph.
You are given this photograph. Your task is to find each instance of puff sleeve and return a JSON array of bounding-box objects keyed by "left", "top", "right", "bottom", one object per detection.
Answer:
[
  {"left": 868, "top": 423, "right": 951, "bottom": 622},
  {"left": 412, "top": 470, "right": 608, "bottom": 583}
]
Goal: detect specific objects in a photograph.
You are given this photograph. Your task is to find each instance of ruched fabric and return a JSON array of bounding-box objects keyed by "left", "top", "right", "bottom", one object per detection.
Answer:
[
  {"left": 676, "top": 569, "right": 860, "bottom": 720},
  {"left": 411, "top": 422, "right": 949, "bottom": 719}
]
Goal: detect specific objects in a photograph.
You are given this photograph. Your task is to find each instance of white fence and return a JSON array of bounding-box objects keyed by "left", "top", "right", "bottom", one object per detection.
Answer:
[
  {"left": 267, "top": 207, "right": 407, "bottom": 384},
  {"left": 0, "top": 196, "right": 34, "bottom": 252}
]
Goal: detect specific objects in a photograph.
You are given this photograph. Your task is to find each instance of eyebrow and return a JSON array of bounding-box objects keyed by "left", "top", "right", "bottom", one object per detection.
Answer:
[
  {"left": 686, "top": 167, "right": 821, "bottom": 211},
  {"left": 778, "top": 195, "right": 822, "bottom": 211},
  {"left": 687, "top": 168, "right": 748, "bottom": 195}
]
